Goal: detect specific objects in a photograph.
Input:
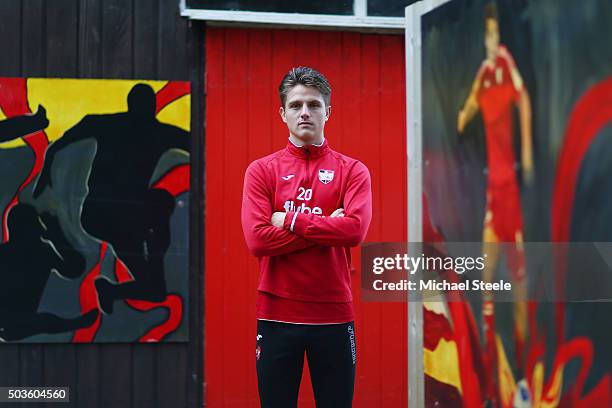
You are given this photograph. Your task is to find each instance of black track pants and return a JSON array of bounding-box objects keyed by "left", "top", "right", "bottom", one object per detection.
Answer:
[{"left": 256, "top": 320, "right": 356, "bottom": 408}]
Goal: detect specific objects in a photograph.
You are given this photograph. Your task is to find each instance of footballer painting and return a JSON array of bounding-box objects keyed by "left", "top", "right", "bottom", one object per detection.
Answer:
[
  {"left": 421, "top": 0, "right": 612, "bottom": 406},
  {"left": 0, "top": 78, "right": 190, "bottom": 342}
]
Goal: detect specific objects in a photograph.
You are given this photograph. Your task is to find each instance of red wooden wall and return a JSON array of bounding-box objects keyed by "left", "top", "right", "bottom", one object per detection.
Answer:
[{"left": 205, "top": 27, "right": 407, "bottom": 407}]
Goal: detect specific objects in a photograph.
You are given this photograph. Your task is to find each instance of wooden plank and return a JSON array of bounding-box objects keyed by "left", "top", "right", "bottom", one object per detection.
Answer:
[
  {"left": 317, "top": 31, "right": 342, "bottom": 151},
  {"left": 99, "top": 344, "right": 132, "bottom": 407},
  {"left": 379, "top": 34, "right": 408, "bottom": 408},
  {"left": 339, "top": 30, "right": 367, "bottom": 407},
  {"left": 293, "top": 29, "right": 320, "bottom": 70},
  {"left": 245, "top": 28, "right": 273, "bottom": 407},
  {"left": 0, "top": 345, "right": 20, "bottom": 388},
  {"left": 101, "top": 0, "right": 132, "bottom": 78},
  {"left": 20, "top": 345, "right": 44, "bottom": 408},
  {"left": 78, "top": 0, "right": 102, "bottom": 77},
  {"left": 75, "top": 347, "right": 99, "bottom": 408},
  {"left": 21, "top": 0, "right": 44, "bottom": 77},
  {"left": 271, "top": 30, "right": 297, "bottom": 149},
  {"left": 358, "top": 34, "right": 384, "bottom": 408},
  {"left": 134, "top": 0, "right": 158, "bottom": 78},
  {"left": 158, "top": 0, "right": 189, "bottom": 80},
  {"left": 157, "top": 344, "right": 188, "bottom": 408},
  {"left": 74, "top": 1, "right": 102, "bottom": 406},
  {"left": 204, "top": 26, "right": 226, "bottom": 407},
  {"left": 247, "top": 28, "right": 274, "bottom": 161},
  {"left": 43, "top": 345, "right": 76, "bottom": 406},
  {"left": 45, "top": 0, "right": 78, "bottom": 77},
  {"left": 187, "top": 20, "right": 205, "bottom": 408},
  {"left": 221, "top": 27, "right": 250, "bottom": 406},
  {"left": 132, "top": 345, "right": 156, "bottom": 408},
  {"left": 0, "top": 0, "right": 21, "bottom": 76}
]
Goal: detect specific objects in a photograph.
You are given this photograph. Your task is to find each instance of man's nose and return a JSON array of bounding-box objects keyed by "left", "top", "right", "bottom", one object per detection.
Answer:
[{"left": 299, "top": 105, "right": 311, "bottom": 118}]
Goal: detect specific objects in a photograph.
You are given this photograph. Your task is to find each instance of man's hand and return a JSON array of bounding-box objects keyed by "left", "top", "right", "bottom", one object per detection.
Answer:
[
  {"left": 271, "top": 212, "right": 286, "bottom": 228},
  {"left": 330, "top": 208, "right": 344, "bottom": 217}
]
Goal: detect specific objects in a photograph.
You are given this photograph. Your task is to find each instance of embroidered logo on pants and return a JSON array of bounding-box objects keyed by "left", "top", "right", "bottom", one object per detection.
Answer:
[{"left": 348, "top": 325, "right": 356, "bottom": 365}]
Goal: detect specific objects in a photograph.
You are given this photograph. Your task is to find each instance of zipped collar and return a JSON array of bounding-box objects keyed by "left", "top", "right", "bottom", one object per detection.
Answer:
[{"left": 286, "top": 137, "right": 330, "bottom": 159}]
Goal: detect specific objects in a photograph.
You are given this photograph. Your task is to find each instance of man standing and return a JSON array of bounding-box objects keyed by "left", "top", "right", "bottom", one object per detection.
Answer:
[
  {"left": 457, "top": 2, "right": 533, "bottom": 402},
  {"left": 241, "top": 66, "right": 371, "bottom": 408}
]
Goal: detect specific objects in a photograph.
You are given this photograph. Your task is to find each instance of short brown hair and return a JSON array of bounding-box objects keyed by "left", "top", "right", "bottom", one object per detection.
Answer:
[
  {"left": 279, "top": 66, "right": 331, "bottom": 107},
  {"left": 484, "top": 2, "right": 499, "bottom": 25}
]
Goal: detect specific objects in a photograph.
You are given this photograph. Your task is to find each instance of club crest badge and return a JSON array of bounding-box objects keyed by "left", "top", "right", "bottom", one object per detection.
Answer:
[{"left": 318, "top": 169, "right": 334, "bottom": 184}]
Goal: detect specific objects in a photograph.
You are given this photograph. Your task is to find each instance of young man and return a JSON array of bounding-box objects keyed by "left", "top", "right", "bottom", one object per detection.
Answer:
[
  {"left": 241, "top": 67, "right": 372, "bottom": 408},
  {"left": 457, "top": 1, "right": 533, "bottom": 401}
]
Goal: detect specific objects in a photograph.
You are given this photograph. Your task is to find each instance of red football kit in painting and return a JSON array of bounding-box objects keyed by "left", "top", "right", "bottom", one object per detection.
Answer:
[
  {"left": 477, "top": 44, "right": 525, "bottom": 280},
  {"left": 477, "top": 45, "right": 521, "bottom": 187},
  {"left": 241, "top": 138, "right": 372, "bottom": 323}
]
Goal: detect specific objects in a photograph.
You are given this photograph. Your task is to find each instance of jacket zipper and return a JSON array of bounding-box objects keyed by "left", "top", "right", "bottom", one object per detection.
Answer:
[{"left": 305, "top": 149, "right": 311, "bottom": 185}]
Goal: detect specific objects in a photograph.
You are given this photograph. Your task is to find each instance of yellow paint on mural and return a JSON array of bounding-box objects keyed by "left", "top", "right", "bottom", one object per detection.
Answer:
[
  {"left": 496, "top": 335, "right": 517, "bottom": 406},
  {"left": 0, "top": 78, "right": 190, "bottom": 149},
  {"left": 424, "top": 338, "right": 463, "bottom": 394},
  {"left": 531, "top": 360, "right": 563, "bottom": 408},
  {"left": 157, "top": 93, "right": 190, "bottom": 132}
]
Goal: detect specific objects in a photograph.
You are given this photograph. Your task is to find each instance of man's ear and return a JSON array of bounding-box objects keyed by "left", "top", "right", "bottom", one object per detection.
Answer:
[
  {"left": 279, "top": 107, "right": 287, "bottom": 123},
  {"left": 325, "top": 106, "right": 332, "bottom": 121}
]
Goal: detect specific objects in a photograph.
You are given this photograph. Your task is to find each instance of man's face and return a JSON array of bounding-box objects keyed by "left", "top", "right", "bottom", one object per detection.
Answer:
[
  {"left": 280, "top": 84, "right": 330, "bottom": 144},
  {"left": 484, "top": 18, "right": 500, "bottom": 60}
]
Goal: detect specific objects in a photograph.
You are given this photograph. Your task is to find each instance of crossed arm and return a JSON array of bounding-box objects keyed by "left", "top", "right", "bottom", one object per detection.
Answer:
[
  {"left": 241, "top": 161, "right": 372, "bottom": 257},
  {"left": 241, "top": 161, "right": 316, "bottom": 257}
]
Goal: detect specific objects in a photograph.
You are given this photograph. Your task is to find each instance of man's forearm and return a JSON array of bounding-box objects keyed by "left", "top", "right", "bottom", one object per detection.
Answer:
[
  {"left": 245, "top": 223, "right": 315, "bottom": 257},
  {"left": 282, "top": 208, "right": 370, "bottom": 248}
]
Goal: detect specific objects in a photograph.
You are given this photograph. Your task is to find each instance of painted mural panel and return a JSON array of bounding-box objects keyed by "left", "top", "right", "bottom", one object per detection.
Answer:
[
  {"left": 421, "top": 0, "right": 612, "bottom": 406},
  {"left": 0, "top": 78, "right": 190, "bottom": 342}
]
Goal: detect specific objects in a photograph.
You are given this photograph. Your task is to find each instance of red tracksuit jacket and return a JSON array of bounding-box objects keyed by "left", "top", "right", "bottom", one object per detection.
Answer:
[{"left": 241, "top": 138, "right": 372, "bottom": 323}]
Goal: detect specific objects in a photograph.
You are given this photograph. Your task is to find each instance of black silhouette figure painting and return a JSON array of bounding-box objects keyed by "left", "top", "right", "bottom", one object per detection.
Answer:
[
  {"left": 0, "top": 78, "right": 190, "bottom": 342},
  {"left": 0, "top": 105, "right": 48, "bottom": 143},
  {"left": 0, "top": 204, "right": 98, "bottom": 341}
]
